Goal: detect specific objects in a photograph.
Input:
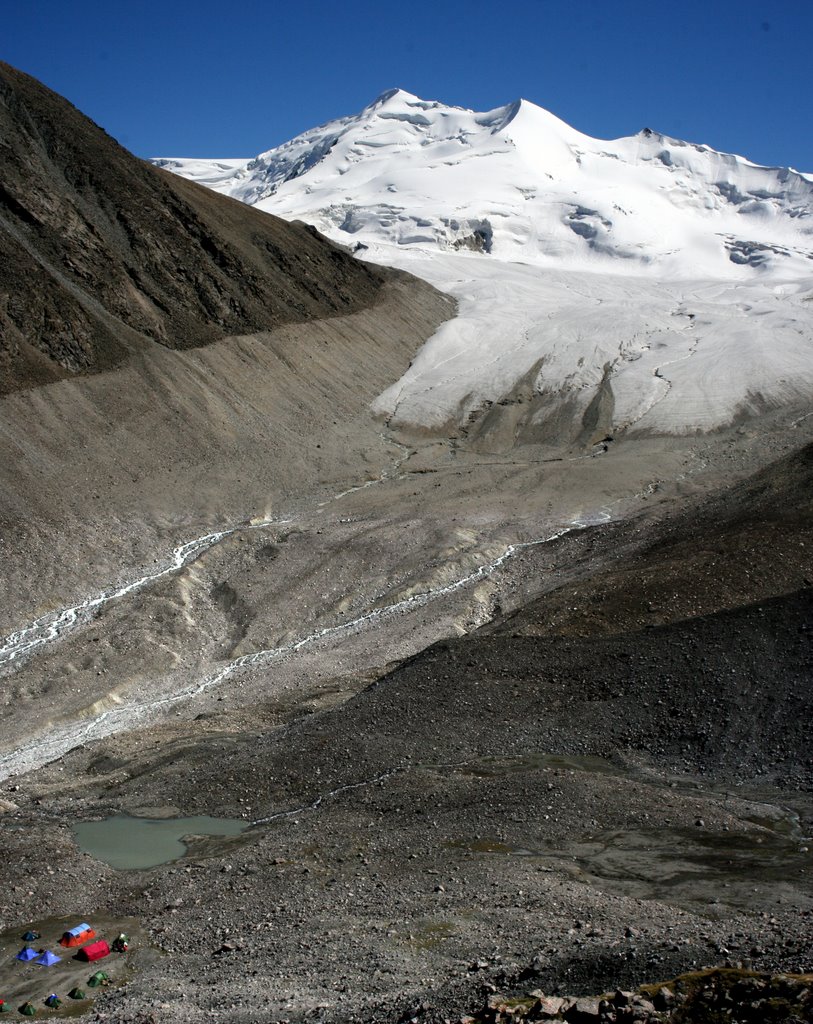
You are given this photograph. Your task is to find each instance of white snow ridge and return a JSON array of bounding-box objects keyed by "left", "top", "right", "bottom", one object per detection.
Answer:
[{"left": 156, "top": 89, "right": 813, "bottom": 438}]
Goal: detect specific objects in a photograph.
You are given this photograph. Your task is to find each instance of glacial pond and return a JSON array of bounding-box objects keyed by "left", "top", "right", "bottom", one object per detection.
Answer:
[{"left": 73, "top": 814, "right": 248, "bottom": 870}]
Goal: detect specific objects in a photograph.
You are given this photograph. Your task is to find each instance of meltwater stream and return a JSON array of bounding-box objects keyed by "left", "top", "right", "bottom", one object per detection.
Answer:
[
  {"left": 0, "top": 517, "right": 289, "bottom": 674},
  {"left": 0, "top": 433, "right": 415, "bottom": 675},
  {"left": 0, "top": 505, "right": 613, "bottom": 783}
]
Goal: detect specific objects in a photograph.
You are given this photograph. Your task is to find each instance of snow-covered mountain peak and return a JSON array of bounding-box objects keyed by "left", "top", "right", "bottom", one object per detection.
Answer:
[
  {"left": 155, "top": 90, "right": 813, "bottom": 439},
  {"left": 492, "top": 95, "right": 586, "bottom": 139},
  {"left": 369, "top": 86, "right": 414, "bottom": 104},
  {"left": 157, "top": 90, "right": 812, "bottom": 278},
  {"left": 365, "top": 87, "right": 433, "bottom": 111}
]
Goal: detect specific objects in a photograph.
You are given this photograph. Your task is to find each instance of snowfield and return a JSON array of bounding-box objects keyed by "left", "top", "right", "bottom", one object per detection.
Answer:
[{"left": 156, "top": 89, "right": 813, "bottom": 437}]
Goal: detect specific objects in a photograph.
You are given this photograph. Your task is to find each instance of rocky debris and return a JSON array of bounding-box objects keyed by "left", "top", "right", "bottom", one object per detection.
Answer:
[
  {"left": 537, "top": 997, "right": 566, "bottom": 1018},
  {"left": 491, "top": 440, "right": 813, "bottom": 648},
  {"left": 1, "top": 417, "right": 812, "bottom": 1024},
  {"left": 461, "top": 969, "right": 813, "bottom": 1023},
  {"left": 565, "top": 997, "right": 601, "bottom": 1022}
]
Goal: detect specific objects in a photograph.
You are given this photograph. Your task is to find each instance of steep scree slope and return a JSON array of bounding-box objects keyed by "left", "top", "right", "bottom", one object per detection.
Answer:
[{"left": 0, "top": 61, "right": 384, "bottom": 395}]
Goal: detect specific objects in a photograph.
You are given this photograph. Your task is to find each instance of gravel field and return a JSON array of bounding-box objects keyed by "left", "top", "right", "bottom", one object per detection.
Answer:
[{"left": 1, "top": 418, "right": 810, "bottom": 1023}]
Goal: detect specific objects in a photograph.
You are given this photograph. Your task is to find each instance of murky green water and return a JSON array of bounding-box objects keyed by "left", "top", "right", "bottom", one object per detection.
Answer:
[{"left": 72, "top": 814, "right": 247, "bottom": 869}]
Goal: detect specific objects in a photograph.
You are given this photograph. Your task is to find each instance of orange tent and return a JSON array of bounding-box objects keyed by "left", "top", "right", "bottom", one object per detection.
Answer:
[{"left": 59, "top": 923, "right": 95, "bottom": 948}]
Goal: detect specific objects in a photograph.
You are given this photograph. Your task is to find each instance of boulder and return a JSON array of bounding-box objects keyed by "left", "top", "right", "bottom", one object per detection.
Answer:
[
  {"left": 565, "top": 997, "right": 601, "bottom": 1022},
  {"left": 653, "top": 987, "right": 673, "bottom": 1010},
  {"left": 535, "top": 996, "right": 566, "bottom": 1018}
]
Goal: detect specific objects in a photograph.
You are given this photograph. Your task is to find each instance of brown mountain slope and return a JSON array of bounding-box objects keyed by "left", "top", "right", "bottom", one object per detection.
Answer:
[
  {"left": 0, "top": 61, "right": 384, "bottom": 395},
  {"left": 489, "top": 440, "right": 813, "bottom": 641}
]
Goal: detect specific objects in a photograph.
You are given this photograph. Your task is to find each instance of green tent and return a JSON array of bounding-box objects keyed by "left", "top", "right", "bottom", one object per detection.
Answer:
[
  {"left": 22, "top": 931, "right": 39, "bottom": 942},
  {"left": 0, "top": 1001, "right": 9, "bottom": 1013},
  {"left": 87, "top": 971, "right": 109, "bottom": 989},
  {"left": 19, "top": 1003, "right": 36, "bottom": 1017},
  {"left": 43, "top": 996, "right": 61, "bottom": 1010},
  {"left": 67, "top": 988, "right": 86, "bottom": 1001}
]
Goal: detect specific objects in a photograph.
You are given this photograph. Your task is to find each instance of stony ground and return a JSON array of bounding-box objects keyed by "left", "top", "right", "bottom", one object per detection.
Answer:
[{"left": 0, "top": 411, "right": 810, "bottom": 1023}]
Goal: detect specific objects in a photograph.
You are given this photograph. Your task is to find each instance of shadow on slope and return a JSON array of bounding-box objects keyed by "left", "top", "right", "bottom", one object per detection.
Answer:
[{"left": 491, "top": 441, "right": 813, "bottom": 641}]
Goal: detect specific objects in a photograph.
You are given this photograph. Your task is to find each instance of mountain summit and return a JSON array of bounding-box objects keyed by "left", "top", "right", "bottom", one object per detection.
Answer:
[
  {"left": 157, "top": 90, "right": 813, "bottom": 438},
  {"left": 156, "top": 89, "right": 813, "bottom": 277}
]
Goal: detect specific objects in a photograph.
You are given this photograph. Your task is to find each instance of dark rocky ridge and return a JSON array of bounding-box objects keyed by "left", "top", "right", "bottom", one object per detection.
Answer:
[
  {"left": 488, "top": 440, "right": 813, "bottom": 643},
  {"left": 0, "top": 61, "right": 384, "bottom": 395}
]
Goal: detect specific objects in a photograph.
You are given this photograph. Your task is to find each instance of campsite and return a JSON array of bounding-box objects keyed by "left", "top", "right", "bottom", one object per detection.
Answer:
[{"left": 0, "top": 917, "right": 142, "bottom": 1016}]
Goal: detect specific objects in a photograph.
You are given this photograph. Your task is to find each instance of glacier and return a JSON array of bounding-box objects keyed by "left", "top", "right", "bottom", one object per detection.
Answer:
[{"left": 155, "top": 88, "right": 813, "bottom": 439}]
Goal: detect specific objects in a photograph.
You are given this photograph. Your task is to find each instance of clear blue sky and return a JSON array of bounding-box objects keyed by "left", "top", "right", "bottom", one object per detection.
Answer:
[{"left": 5, "top": 0, "right": 813, "bottom": 170}]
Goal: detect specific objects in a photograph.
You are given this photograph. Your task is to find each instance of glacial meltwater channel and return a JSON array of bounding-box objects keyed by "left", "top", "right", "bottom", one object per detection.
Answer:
[{"left": 73, "top": 814, "right": 247, "bottom": 870}]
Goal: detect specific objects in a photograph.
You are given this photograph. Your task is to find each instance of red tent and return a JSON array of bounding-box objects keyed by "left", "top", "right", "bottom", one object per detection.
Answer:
[{"left": 78, "top": 940, "right": 110, "bottom": 962}]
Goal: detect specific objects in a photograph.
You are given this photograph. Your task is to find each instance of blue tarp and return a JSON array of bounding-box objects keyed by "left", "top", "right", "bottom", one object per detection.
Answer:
[
  {"left": 66, "top": 923, "right": 91, "bottom": 938},
  {"left": 16, "top": 947, "right": 37, "bottom": 962},
  {"left": 35, "top": 951, "right": 60, "bottom": 967}
]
